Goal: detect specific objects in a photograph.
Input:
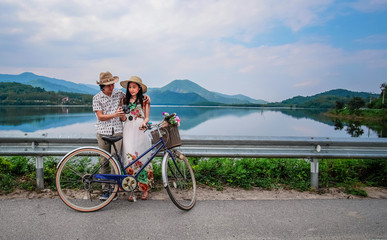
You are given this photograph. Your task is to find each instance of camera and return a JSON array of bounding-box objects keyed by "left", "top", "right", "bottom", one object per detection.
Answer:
[{"left": 122, "top": 105, "right": 131, "bottom": 114}]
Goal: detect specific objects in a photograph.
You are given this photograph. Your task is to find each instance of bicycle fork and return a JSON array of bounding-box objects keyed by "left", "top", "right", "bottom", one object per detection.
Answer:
[{"left": 161, "top": 150, "right": 187, "bottom": 187}]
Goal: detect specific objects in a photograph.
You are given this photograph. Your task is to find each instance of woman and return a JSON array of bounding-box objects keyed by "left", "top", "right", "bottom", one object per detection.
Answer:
[{"left": 120, "top": 76, "right": 153, "bottom": 201}]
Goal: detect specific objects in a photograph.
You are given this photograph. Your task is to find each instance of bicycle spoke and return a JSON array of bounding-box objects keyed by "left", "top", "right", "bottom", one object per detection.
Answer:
[{"left": 62, "top": 164, "right": 85, "bottom": 178}]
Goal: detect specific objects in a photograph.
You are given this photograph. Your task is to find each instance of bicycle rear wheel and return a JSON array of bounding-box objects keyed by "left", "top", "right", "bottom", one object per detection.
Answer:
[
  {"left": 163, "top": 150, "right": 196, "bottom": 210},
  {"left": 56, "top": 147, "right": 120, "bottom": 212}
]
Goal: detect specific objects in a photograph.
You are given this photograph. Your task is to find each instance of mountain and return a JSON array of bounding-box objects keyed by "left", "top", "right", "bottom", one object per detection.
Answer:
[
  {"left": 148, "top": 79, "right": 267, "bottom": 105},
  {"left": 0, "top": 72, "right": 100, "bottom": 95},
  {"left": 0, "top": 72, "right": 380, "bottom": 107},
  {"left": 282, "top": 89, "right": 377, "bottom": 104},
  {"left": 147, "top": 90, "right": 210, "bottom": 105},
  {"left": 0, "top": 73, "right": 265, "bottom": 105},
  {"left": 279, "top": 89, "right": 379, "bottom": 108}
]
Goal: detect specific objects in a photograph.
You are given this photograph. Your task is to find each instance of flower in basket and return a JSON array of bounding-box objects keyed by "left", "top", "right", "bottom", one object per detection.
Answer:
[{"left": 162, "top": 112, "right": 180, "bottom": 126}]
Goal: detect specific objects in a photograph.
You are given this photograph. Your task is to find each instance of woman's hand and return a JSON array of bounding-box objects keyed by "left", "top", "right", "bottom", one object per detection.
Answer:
[
  {"left": 143, "top": 95, "right": 151, "bottom": 104},
  {"left": 139, "top": 121, "right": 148, "bottom": 130}
]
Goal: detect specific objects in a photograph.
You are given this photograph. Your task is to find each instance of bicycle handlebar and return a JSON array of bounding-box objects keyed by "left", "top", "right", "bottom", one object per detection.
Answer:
[{"left": 144, "top": 120, "right": 162, "bottom": 132}]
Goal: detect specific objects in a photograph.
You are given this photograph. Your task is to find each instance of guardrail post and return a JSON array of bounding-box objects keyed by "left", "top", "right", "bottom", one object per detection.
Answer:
[
  {"left": 310, "top": 158, "right": 319, "bottom": 190},
  {"left": 36, "top": 156, "right": 44, "bottom": 189}
]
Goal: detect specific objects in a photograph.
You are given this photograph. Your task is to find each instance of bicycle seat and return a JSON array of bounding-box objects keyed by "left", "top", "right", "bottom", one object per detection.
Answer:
[{"left": 102, "top": 135, "right": 123, "bottom": 143}]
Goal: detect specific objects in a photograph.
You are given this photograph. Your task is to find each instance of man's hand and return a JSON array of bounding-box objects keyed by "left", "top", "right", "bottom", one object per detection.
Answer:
[{"left": 116, "top": 107, "right": 126, "bottom": 121}]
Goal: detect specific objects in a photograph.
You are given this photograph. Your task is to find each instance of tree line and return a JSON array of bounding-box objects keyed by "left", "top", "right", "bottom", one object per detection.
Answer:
[
  {"left": 334, "top": 83, "right": 386, "bottom": 113},
  {"left": 0, "top": 82, "right": 93, "bottom": 105}
]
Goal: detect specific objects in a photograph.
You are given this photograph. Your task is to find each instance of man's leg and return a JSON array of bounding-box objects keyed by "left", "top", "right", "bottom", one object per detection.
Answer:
[
  {"left": 97, "top": 133, "right": 111, "bottom": 194},
  {"left": 111, "top": 133, "right": 123, "bottom": 163}
]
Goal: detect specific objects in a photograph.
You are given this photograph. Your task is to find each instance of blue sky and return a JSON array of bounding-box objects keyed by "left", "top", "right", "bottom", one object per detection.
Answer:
[{"left": 0, "top": 0, "right": 387, "bottom": 102}]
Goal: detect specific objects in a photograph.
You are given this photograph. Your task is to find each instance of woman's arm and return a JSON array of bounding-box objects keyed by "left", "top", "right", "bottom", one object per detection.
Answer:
[
  {"left": 140, "top": 101, "right": 151, "bottom": 130},
  {"left": 144, "top": 95, "right": 151, "bottom": 105}
]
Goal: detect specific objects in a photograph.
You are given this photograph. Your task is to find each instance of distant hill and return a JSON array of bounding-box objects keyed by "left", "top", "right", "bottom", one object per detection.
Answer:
[
  {"left": 0, "top": 82, "right": 92, "bottom": 105},
  {"left": 148, "top": 79, "right": 267, "bottom": 105},
  {"left": 279, "top": 89, "right": 379, "bottom": 108},
  {"left": 0, "top": 72, "right": 100, "bottom": 95}
]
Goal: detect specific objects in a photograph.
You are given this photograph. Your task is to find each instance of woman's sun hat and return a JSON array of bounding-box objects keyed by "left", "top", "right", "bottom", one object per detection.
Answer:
[
  {"left": 120, "top": 76, "right": 147, "bottom": 93},
  {"left": 96, "top": 71, "right": 119, "bottom": 85}
]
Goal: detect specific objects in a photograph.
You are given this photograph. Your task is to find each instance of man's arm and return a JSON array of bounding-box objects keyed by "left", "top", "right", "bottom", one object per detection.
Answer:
[{"left": 95, "top": 108, "right": 125, "bottom": 121}]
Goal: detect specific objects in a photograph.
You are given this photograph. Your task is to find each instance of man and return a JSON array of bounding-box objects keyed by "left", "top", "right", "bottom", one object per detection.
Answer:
[{"left": 93, "top": 71, "right": 126, "bottom": 200}]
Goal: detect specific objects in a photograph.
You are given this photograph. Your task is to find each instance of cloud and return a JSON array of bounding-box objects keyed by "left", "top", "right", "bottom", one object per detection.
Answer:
[
  {"left": 347, "top": 0, "right": 387, "bottom": 12},
  {"left": 0, "top": 0, "right": 386, "bottom": 102},
  {"left": 2, "top": 0, "right": 335, "bottom": 44},
  {"left": 355, "top": 34, "right": 387, "bottom": 44}
]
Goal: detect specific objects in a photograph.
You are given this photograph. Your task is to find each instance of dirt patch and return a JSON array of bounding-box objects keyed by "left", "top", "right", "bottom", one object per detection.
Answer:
[
  {"left": 1, "top": 186, "right": 387, "bottom": 200},
  {"left": 152, "top": 186, "right": 387, "bottom": 200}
]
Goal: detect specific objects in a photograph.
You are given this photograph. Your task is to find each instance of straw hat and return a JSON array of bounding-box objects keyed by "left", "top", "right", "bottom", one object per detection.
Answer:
[
  {"left": 96, "top": 71, "right": 119, "bottom": 85},
  {"left": 120, "top": 76, "right": 147, "bottom": 93}
]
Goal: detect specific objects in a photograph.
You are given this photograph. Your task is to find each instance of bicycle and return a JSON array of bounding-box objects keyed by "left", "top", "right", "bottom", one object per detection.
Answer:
[{"left": 55, "top": 114, "right": 196, "bottom": 212}]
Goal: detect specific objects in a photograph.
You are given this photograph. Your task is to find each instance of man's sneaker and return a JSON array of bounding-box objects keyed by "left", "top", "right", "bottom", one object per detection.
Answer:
[
  {"left": 99, "top": 192, "right": 109, "bottom": 201},
  {"left": 100, "top": 192, "right": 118, "bottom": 201}
]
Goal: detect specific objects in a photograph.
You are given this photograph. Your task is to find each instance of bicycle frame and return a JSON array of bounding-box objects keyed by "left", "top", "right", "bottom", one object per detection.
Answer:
[
  {"left": 56, "top": 114, "right": 196, "bottom": 212},
  {"left": 93, "top": 131, "right": 175, "bottom": 190}
]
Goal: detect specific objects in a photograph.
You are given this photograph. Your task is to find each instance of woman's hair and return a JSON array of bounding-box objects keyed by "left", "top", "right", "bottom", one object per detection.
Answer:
[
  {"left": 99, "top": 85, "right": 105, "bottom": 91},
  {"left": 125, "top": 82, "right": 144, "bottom": 108}
]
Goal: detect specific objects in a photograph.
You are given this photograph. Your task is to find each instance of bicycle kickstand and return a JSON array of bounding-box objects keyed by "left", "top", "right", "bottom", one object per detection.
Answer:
[{"left": 129, "top": 186, "right": 136, "bottom": 202}]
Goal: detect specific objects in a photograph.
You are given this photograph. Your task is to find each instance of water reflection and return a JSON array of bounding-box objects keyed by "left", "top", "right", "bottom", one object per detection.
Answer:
[
  {"left": 0, "top": 106, "right": 93, "bottom": 132},
  {"left": 333, "top": 118, "right": 385, "bottom": 138},
  {"left": 0, "top": 105, "right": 385, "bottom": 138},
  {"left": 273, "top": 107, "right": 385, "bottom": 138},
  {"left": 271, "top": 108, "right": 337, "bottom": 126},
  {"left": 333, "top": 120, "right": 365, "bottom": 137},
  {"left": 150, "top": 106, "right": 259, "bottom": 130},
  {"left": 346, "top": 121, "right": 364, "bottom": 137}
]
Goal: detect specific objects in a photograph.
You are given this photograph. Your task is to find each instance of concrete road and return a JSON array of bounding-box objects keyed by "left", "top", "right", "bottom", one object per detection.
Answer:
[{"left": 0, "top": 198, "right": 386, "bottom": 240}]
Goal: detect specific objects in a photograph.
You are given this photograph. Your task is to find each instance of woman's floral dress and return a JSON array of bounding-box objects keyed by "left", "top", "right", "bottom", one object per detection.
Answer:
[{"left": 122, "top": 102, "right": 154, "bottom": 193}]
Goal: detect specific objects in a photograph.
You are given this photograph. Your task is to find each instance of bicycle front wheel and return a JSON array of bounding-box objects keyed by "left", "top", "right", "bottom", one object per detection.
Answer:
[
  {"left": 162, "top": 150, "right": 196, "bottom": 210},
  {"left": 56, "top": 147, "right": 120, "bottom": 212}
]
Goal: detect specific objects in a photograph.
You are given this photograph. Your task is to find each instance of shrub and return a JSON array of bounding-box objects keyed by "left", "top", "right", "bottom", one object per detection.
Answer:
[
  {"left": 1, "top": 156, "right": 386, "bottom": 196},
  {"left": 194, "top": 158, "right": 311, "bottom": 191},
  {"left": 0, "top": 156, "right": 35, "bottom": 193}
]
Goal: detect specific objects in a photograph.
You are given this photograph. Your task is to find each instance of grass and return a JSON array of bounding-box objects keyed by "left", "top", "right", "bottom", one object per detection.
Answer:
[{"left": 1, "top": 156, "right": 386, "bottom": 197}]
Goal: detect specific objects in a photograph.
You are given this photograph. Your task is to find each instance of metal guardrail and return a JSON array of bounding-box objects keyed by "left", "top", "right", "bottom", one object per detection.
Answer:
[
  {"left": 1, "top": 134, "right": 387, "bottom": 158},
  {"left": 1, "top": 134, "right": 387, "bottom": 189}
]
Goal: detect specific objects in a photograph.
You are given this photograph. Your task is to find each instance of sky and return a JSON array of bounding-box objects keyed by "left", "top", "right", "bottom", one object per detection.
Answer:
[{"left": 0, "top": 0, "right": 387, "bottom": 102}]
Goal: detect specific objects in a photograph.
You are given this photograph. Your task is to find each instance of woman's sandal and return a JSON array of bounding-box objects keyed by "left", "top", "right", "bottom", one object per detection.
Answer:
[
  {"left": 141, "top": 191, "right": 148, "bottom": 200},
  {"left": 128, "top": 195, "right": 135, "bottom": 202}
]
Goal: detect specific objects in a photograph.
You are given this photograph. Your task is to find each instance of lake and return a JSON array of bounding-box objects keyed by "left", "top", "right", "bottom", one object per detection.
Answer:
[{"left": 0, "top": 105, "right": 384, "bottom": 138}]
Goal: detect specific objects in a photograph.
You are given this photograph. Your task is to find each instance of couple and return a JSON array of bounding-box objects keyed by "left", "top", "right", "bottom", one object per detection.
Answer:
[{"left": 92, "top": 71, "right": 153, "bottom": 202}]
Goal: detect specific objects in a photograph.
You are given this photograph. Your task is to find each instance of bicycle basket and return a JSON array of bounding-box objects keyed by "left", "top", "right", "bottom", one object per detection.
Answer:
[{"left": 151, "top": 123, "right": 181, "bottom": 148}]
